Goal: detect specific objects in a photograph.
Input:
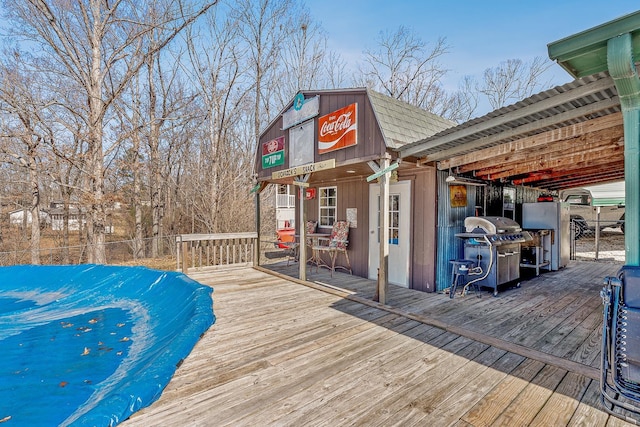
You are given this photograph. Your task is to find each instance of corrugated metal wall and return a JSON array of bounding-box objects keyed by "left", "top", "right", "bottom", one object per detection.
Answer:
[
  {"left": 435, "top": 180, "right": 543, "bottom": 291},
  {"left": 435, "top": 170, "right": 477, "bottom": 292}
]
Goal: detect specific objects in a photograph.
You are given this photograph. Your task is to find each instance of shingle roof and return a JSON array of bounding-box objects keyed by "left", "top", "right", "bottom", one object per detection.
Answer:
[{"left": 366, "top": 89, "right": 456, "bottom": 149}]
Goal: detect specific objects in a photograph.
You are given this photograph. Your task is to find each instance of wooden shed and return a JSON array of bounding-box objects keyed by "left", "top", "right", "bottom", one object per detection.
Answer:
[{"left": 255, "top": 88, "right": 454, "bottom": 295}]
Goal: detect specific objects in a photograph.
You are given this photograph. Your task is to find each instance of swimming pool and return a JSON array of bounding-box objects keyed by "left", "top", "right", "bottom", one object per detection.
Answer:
[{"left": 0, "top": 264, "right": 215, "bottom": 426}]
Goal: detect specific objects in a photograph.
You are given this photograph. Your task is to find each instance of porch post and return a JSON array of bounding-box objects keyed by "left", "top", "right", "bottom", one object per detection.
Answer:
[
  {"left": 608, "top": 33, "right": 640, "bottom": 266},
  {"left": 378, "top": 155, "right": 391, "bottom": 304},
  {"left": 254, "top": 185, "right": 261, "bottom": 266},
  {"left": 548, "top": 12, "right": 640, "bottom": 266},
  {"left": 296, "top": 174, "right": 311, "bottom": 281}
]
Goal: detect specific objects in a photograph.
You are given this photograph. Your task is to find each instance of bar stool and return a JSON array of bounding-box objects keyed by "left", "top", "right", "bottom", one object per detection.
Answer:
[{"left": 449, "top": 259, "right": 480, "bottom": 299}]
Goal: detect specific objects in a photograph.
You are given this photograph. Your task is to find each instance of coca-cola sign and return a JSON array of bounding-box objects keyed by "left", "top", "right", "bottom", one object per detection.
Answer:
[{"left": 318, "top": 103, "right": 357, "bottom": 154}]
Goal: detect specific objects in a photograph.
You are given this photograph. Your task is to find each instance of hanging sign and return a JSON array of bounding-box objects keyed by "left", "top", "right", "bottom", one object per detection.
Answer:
[
  {"left": 318, "top": 103, "right": 357, "bottom": 154},
  {"left": 262, "top": 136, "right": 285, "bottom": 169}
]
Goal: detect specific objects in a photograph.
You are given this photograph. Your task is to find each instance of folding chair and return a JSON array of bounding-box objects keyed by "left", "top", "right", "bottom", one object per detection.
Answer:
[{"left": 601, "top": 266, "right": 640, "bottom": 423}]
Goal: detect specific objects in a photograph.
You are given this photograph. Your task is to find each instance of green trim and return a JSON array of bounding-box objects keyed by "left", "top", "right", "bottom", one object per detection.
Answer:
[
  {"left": 548, "top": 11, "right": 640, "bottom": 78},
  {"left": 592, "top": 198, "right": 625, "bottom": 207}
]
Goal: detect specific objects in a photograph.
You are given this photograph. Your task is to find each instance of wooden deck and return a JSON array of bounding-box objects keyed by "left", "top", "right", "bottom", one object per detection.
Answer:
[{"left": 122, "top": 261, "right": 638, "bottom": 426}]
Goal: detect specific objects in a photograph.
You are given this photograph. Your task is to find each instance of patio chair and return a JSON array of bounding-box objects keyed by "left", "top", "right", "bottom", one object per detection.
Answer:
[
  {"left": 274, "top": 231, "right": 298, "bottom": 266},
  {"left": 601, "top": 266, "right": 640, "bottom": 422},
  {"left": 305, "top": 220, "right": 317, "bottom": 244},
  {"left": 312, "top": 220, "right": 351, "bottom": 277}
]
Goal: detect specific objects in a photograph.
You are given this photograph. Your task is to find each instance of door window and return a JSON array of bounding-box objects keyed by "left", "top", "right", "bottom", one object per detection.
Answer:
[{"left": 376, "top": 194, "right": 400, "bottom": 245}]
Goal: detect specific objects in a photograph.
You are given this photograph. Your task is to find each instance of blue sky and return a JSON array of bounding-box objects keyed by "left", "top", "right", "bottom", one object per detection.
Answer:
[{"left": 306, "top": 1, "right": 639, "bottom": 91}]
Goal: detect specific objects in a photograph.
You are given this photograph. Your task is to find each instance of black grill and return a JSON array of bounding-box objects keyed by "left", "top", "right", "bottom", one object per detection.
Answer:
[{"left": 455, "top": 216, "right": 532, "bottom": 296}]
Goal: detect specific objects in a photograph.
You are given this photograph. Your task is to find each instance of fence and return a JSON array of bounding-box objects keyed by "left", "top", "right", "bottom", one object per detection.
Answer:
[
  {"left": 570, "top": 218, "right": 625, "bottom": 262},
  {"left": 0, "top": 236, "right": 177, "bottom": 267},
  {"left": 176, "top": 232, "right": 259, "bottom": 272}
]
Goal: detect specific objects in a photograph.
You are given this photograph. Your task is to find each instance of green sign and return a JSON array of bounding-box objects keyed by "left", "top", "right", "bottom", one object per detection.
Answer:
[
  {"left": 262, "top": 151, "right": 285, "bottom": 169},
  {"left": 366, "top": 162, "right": 399, "bottom": 182}
]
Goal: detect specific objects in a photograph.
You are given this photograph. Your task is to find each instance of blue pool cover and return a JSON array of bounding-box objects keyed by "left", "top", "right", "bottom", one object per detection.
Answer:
[{"left": 0, "top": 264, "right": 215, "bottom": 426}]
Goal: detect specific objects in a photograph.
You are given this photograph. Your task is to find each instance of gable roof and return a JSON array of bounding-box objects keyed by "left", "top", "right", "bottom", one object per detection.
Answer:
[{"left": 366, "top": 89, "right": 456, "bottom": 149}]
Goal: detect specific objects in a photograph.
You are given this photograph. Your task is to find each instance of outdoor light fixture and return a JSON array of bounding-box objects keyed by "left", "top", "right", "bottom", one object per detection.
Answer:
[{"left": 445, "top": 175, "right": 487, "bottom": 186}]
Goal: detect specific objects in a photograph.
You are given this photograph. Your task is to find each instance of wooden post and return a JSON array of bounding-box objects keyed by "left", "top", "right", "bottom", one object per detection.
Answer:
[
  {"left": 254, "top": 180, "right": 261, "bottom": 266},
  {"left": 297, "top": 174, "right": 310, "bottom": 282},
  {"left": 378, "top": 156, "right": 391, "bottom": 305},
  {"left": 182, "top": 241, "right": 188, "bottom": 273}
]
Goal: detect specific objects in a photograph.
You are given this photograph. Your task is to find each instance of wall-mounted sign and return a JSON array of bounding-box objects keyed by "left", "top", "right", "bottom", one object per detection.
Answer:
[
  {"left": 305, "top": 188, "right": 316, "bottom": 200},
  {"left": 262, "top": 136, "right": 285, "bottom": 169},
  {"left": 318, "top": 103, "right": 357, "bottom": 154},
  {"left": 450, "top": 185, "right": 467, "bottom": 208},
  {"left": 271, "top": 159, "right": 336, "bottom": 180},
  {"left": 282, "top": 95, "right": 320, "bottom": 130},
  {"left": 346, "top": 208, "right": 357, "bottom": 228},
  {"left": 289, "top": 119, "right": 314, "bottom": 167}
]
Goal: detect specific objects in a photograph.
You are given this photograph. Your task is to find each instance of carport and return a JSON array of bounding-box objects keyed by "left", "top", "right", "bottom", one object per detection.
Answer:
[{"left": 399, "top": 10, "right": 640, "bottom": 267}]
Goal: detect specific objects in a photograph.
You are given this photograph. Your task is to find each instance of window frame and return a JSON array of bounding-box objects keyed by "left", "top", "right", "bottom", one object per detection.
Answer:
[{"left": 318, "top": 186, "right": 337, "bottom": 228}]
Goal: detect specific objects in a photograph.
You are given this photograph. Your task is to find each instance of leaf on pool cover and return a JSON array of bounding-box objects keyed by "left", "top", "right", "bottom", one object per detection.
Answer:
[{"left": 59, "top": 381, "right": 68, "bottom": 387}]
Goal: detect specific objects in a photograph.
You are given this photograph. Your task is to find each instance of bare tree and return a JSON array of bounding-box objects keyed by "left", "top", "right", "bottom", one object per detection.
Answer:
[
  {"left": 355, "top": 26, "right": 455, "bottom": 116},
  {"left": 0, "top": 51, "right": 51, "bottom": 264},
  {"left": 322, "top": 51, "right": 349, "bottom": 89},
  {"left": 442, "top": 76, "right": 479, "bottom": 123},
  {"left": 231, "top": 0, "right": 296, "bottom": 147},
  {"left": 3, "top": 0, "right": 216, "bottom": 263},
  {"left": 183, "top": 3, "right": 252, "bottom": 232},
  {"left": 272, "top": 9, "right": 328, "bottom": 105},
  {"left": 477, "top": 57, "right": 554, "bottom": 110}
]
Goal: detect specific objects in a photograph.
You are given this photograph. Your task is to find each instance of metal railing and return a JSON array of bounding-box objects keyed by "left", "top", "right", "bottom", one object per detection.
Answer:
[
  {"left": 276, "top": 194, "right": 296, "bottom": 208},
  {"left": 176, "top": 232, "right": 258, "bottom": 272}
]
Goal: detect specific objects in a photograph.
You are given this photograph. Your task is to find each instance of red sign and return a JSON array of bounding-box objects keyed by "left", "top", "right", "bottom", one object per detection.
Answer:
[
  {"left": 305, "top": 188, "right": 316, "bottom": 200},
  {"left": 318, "top": 103, "right": 357, "bottom": 154},
  {"left": 262, "top": 136, "right": 285, "bottom": 155}
]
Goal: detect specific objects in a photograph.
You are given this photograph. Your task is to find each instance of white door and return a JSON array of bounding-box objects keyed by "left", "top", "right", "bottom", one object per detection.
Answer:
[{"left": 368, "top": 180, "right": 411, "bottom": 287}]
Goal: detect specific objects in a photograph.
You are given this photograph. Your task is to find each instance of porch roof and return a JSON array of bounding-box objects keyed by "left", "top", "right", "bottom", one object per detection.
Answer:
[{"left": 398, "top": 72, "right": 622, "bottom": 191}]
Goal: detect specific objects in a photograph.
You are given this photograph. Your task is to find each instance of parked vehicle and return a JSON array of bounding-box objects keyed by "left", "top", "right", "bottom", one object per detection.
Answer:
[{"left": 560, "top": 185, "right": 625, "bottom": 239}]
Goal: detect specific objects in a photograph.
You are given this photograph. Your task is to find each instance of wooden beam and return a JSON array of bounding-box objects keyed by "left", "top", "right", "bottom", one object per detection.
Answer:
[
  {"left": 401, "top": 76, "right": 616, "bottom": 159},
  {"left": 475, "top": 146, "right": 624, "bottom": 181},
  {"left": 472, "top": 143, "right": 624, "bottom": 180},
  {"left": 427, "top": 99, "right": 621, "bottom": 163},
  {"left": 515, "top": 166, "right": 626, "bottom": 189},
  {"left": 530, "top": 169, "right": 626, "bottom": 190},
  {"left": 458, "top": 128, "right": 623, "bottom": 176},
  {"left": 438, "top": 112, "right": 623, "bottom": 171}
]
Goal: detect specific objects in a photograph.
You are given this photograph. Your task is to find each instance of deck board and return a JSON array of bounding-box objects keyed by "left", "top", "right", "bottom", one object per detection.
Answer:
[{"left": 121, "top": 263, "right": 636, "bottom": 426}]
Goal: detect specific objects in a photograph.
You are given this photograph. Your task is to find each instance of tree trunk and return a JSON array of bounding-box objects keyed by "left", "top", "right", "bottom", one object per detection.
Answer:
[{"left": 29, "top": 154, "right": 40, "bottom": 265}]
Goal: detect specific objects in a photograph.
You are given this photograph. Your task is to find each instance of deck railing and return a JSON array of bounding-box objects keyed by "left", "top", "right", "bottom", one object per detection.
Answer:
[{"left": 176, "top": 232, "right": 258, "bottom": 272}]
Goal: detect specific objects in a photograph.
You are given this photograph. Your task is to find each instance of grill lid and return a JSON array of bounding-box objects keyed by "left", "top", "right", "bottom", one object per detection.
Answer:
[{"left": 464, "top": 216, "right": 522, "bottom": 234}]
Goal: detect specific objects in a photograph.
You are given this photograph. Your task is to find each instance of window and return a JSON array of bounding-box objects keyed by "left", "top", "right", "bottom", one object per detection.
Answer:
[
  {"left": 319, "top": 186, "right": 337, "bottom": 227},
  {"left": 389, "top": 194, "right": 400, "bottom": 245},
  {"left": 376, "top": 194, "right": 400, "bottom": 245},
  {"left": 565, "top": 194, "right": 590, "bottom": 205}
]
